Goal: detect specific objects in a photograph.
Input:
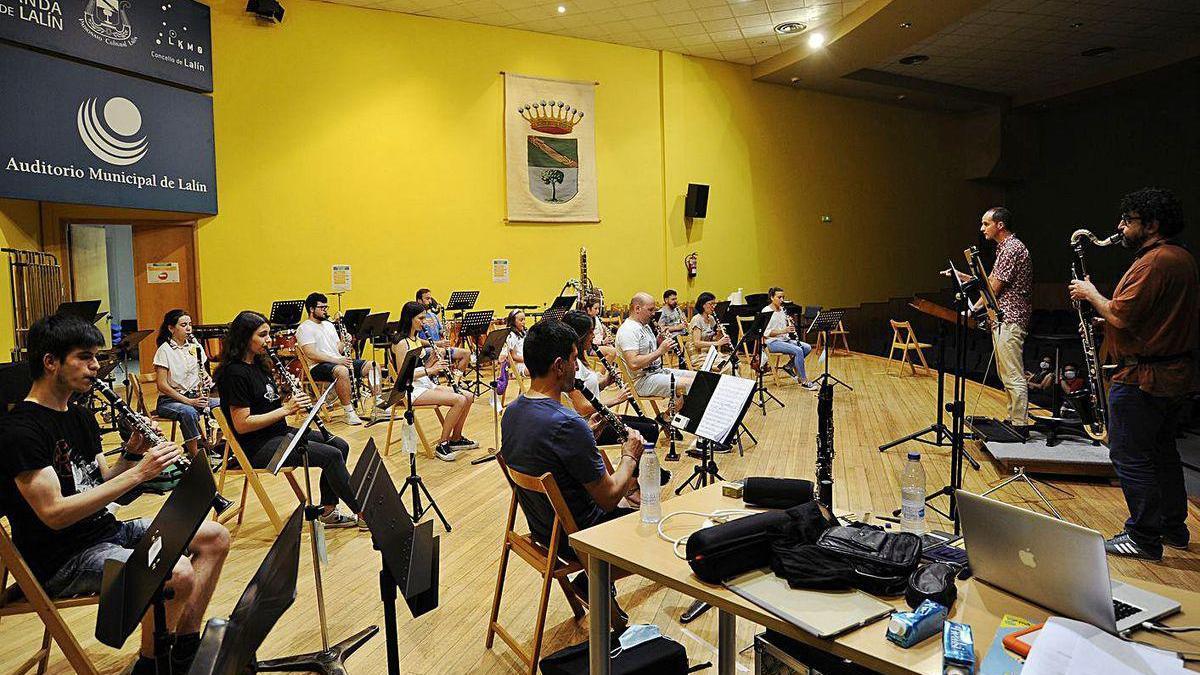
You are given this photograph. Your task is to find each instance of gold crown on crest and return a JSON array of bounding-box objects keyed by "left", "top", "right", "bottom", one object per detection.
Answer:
[{"left": 517, "top": 100, "right": 583, "bottom": 135}]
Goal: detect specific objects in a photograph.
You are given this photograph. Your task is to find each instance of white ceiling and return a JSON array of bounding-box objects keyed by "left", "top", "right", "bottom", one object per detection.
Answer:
[
  {"left": 872, "top": 0, "right": 1200, "bottom": 96},
  {"left": 321, "top": 0, "right": 867, "bottom": 65}
]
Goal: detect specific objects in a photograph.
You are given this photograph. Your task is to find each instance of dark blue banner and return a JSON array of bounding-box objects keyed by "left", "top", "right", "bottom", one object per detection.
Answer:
[
  {"left": 0, "top": 42, "right": 217, "bottom": 214},
  {"left": 0, "top": 0, "right": 212, "bottom": 91}
]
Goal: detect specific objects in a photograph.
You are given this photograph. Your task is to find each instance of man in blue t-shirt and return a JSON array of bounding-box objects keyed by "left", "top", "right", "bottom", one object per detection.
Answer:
[
  {"left": 500, "top": 318, "right": 645, "bottom": 622},
  {"left": 415, "top": 287, "right": 471, "bottom": 372}
]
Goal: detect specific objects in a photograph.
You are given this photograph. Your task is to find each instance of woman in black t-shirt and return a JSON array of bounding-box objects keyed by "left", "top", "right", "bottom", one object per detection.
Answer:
[{"left": 214, "top": 311, "right": 362, "bottom": 529}]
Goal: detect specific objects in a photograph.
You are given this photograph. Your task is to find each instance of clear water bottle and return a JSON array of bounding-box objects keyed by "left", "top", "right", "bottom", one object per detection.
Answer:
[
  {"left": 639, "top": 443, "right": 661, "bottom": 524},
  {"left": 900, "top": 451, "right": 926, "bottom": 534}
]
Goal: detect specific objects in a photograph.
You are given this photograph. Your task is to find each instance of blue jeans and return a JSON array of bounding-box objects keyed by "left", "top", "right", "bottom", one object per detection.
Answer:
[
  {"left": 43, "top": 519, "right": 149, "bottom": 597},
  {"left": 156, "top": 397, "right": 220, "bottom": 442},
  {"left": 767, "top": 339, "right": 812, "bottom": 380},
  {"left": 1107, "top": 382, "right": 1188, "bottom": 550}
]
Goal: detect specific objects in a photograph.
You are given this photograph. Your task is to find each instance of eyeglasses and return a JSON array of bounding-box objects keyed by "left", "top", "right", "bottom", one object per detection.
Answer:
[{"left": 1120, "top": 214, "right": 1142, "bottom": 224}]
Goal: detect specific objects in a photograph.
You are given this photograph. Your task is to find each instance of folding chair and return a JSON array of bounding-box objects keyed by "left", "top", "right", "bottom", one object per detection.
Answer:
[
  {"left": 383, "top": 356, "right": 447, "bottom": 459},
  {"left": 737, "top": 315, "right": 789, "bottom": 386},
  {"left": 291, "top": 348, "right": 339, "bottom": 423},
  {"left": 128, "top": 373, "right": 178, "bottom": 441},
  {"left": 211, "top": 409, "right": 305, "bottom": 536},
  {"left": 887, "top": 320, "right": 933, "bottom": 375}
]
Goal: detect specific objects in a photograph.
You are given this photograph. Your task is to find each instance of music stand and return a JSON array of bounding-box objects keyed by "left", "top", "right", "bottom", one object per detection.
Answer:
[
  {"left": 541, "top": 307, "right": 568, "bottom": 324},
  {"left": 188, "top": 506, "right": 304, "bottom": 675},
  {"left": 459, "top": 310, "right": 495, "bottom": 398},
  {"left": 258, "top": 386, "right": 380, "bottom": 674},
  {"left": 109, "top": 329, "right": 153, "bottom": 399},
  {"left": 547, "top": 294, "right": 576, "bottom": 314},
  {"left": 356, "top": 312, "right": 388, "bottom": 356},
  {"left": 340, "top": 308, "right": 370, "bottom": 338},
  {"left": 382, "top": 348, "right": 453, "bottom": 532},
  {"left": 268, "top": 300, "right": 304, "bottom": 329},
  {"left": 470, "top": 327, "right": 512, "bottom": 466},
  {"left": 55, "top": 299, "right": 102, "bottom": 323},
  {"left": 743, "top": 312, "right": 783, "bottom": 415},
  {"left": 96, "top": 456, "right": 218, "bottom": 672},
  {"left": 806, "top": 310, "right": 851, "bottom": 391},
  {"left": 351, "top": 438, "right": 441, "bottom": 675}
]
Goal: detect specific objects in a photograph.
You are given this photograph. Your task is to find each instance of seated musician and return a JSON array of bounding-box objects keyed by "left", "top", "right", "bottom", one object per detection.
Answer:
[
  {"left": 215, "top": 311, "right": 364, "bottom": 529},
  {"left": 761, "top": 287, "right": 817, "bottom": 390},
  {"left": 582, "top": 296, "right": 617, "bottom": 358},
  {"left": 688, "top": 292, "right": 732, "bottom": 365},
  {"left": 153, "top": 308, "right": 220, "bottom": 458},
  {"left": 499, "top": 309, "right": 529, "bottom": 377},
  {"left": 296, "top": 292, "right": 383, "bottom": 426},
  {"left": 1025, "top": 355, "right": 1055, "bottom": 391},
  {"left": 499, "top": 318, "right": 645, "bottom": 621},
  {"left": 389, "top": 301, "right": 477, "bottom": 462},
  {"left": 616, "top": 292, "right": 696, "bottom": 406},
  {"left": 657, "top": 289, "right": 688, "bottom": 368},
  {"left": 416, "top": 288, "right": 471, "bottom": 373},
  {"left": 0, "top": 314, "right": 229, "bottom": 675}
]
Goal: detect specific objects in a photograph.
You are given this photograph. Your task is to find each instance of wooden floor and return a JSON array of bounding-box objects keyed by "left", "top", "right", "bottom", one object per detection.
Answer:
[{"left": 4, "top": 352, "right": 1200, "bottom": 674}]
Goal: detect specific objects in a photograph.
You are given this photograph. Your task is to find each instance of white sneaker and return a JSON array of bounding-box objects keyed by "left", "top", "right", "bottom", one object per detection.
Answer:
[{"left": 345, "top": 410, "right": 365, "bottom": 426}]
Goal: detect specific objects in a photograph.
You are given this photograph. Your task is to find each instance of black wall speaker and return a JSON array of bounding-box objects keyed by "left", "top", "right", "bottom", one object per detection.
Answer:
[
  {"left": 685, "top": 183, "right": 710, "bottom": 219},
  {"left": 246, "top": 0, "right": 285, "bottom": 23}
]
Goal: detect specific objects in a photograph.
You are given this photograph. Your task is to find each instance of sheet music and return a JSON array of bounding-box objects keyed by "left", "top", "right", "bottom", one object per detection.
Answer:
[
  {"left": 695, "top": 375, "right": 755, "bottom": 442},
  {"left": 702, "top": 346, "right": 718, "bottom": 371}
]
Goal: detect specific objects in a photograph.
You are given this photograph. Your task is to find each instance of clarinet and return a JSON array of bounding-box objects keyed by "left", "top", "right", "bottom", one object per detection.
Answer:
[
  {"left": 333, "top": 317, "right": 359, "bottom": 408},
  {"left": 92, "top": 378, "right": 234, "bottom": 514},
  {"left": 590, "top": 346, "right": 642, "bottom": 416},
  {"left": 189, "top": 336, "right": 217, "bottom": 444},
  {"left": 653, "top": 318, "right": 687, "bottom": 366},
  {"left": 664, "top": 370, "right": 678, "bottom": 460},
  {"left": 445, "top": 346, "right": 462, "bottom": 394},
  {"left": 815, "top": 379, "right": 835, "bottom": 509},
  {"left": 1069, "top": 228, "right": 1122, "bottom": 442},
  {"left": 267, "top": 348, "right": 332, "bottom": 442},
  {"left": 574, "top": 378, "right": 628, "bottom": 442}
]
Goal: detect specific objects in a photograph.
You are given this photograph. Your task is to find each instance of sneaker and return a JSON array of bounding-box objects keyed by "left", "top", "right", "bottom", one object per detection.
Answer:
[
  {"left": 801, "top": 381, "right": 820, "bottom": 391},
  {"left": 781, "top": 364, "right": 798, "bottom": 378},
  {"left": 1163, "top": 531, "right": 1190, "bottom": 550},
  {"left": 345, "top": 410, "right": 365, "bottom": 426},
  {"left": 434, "top": 442, "right": 459, "bottom": 462},
  {"left": 1104, "top": 531, "right": 1162, "bottom": 561},
  {"left": 449, "top": 437, "right": 479, "bottom": 450},
  {"left": 357, "top": 515, "right": 370, "bottom": 532},
  {"left": 568, "top": 574, "right": 629, "bottom": 627},
  {"left": 318, "top": 508, "right": 358, "bottom": 529}
]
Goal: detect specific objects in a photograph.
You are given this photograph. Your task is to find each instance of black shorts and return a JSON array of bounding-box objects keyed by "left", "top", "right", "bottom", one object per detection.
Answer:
[{"left": 310, "top": 358, "right": 366, "bottom": 382}]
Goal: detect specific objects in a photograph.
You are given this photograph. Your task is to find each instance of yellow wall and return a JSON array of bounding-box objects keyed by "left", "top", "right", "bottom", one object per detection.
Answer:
[{"left": 0, "top": 199, "right": 42, "bottom": 357}]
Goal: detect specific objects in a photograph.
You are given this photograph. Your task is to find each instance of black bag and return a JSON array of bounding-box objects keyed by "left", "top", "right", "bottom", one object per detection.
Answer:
[
  {"left": 685, "top": 509, "right": 792, "bottom": 584},
  {"left": 539, "top": 634, "right": 688, "bottom": 674},
  {"left": 906, "top": 562, "right": 960, "bottom": 609},
  {"left": 814, "top": 525, "right": 922, "bottom": 596},
  {"left": 742, "top": 477, "right": 814, "bottom": 508}
]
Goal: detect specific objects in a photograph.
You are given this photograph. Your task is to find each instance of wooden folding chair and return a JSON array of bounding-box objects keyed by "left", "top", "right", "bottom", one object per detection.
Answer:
[
  {"left": 737, "top": 316, "right": 789, "bottom": 386},
  {"left": 382, "top": 356, "right": 447, "bottom": 459},
  {"left": 887, "top": 320, "right": 932, "bottom": 375},
  {"left": 291, "top": 349, "right": 339, "bottom": 422},
  {"left": 486, "top": 453, "right": 629, "bottom": 675},
  {"left": 211, "top": 409, "right": 305, "bottom": 536},
  {"left": 615, "top": 353, "right": 666, "bottom": 424},
  {"left": 128, "top": 373, "right": 179, "bottom": 441},
  {"left": 813, "top": 320, "right": 852, "bottom": 357},
  {"left": 0, "top": 519, "right": 101, "bottom": 675}
]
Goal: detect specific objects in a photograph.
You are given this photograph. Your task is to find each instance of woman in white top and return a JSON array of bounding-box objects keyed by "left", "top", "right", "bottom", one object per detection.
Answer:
[
  {"left": 688, "top": 292, "right": 732, "bottom": 365},
  {"left": 390, "top": 301, "right": 477, "bottom": 462},
  {"left": 500, "top": 309, "right": 528, "bottom": 377},
  {"left": 582, "top": 296, "right": 618, "bottom": 359},
  {"left": 153, "top": 309, "right": 219, "bottom": 457}
]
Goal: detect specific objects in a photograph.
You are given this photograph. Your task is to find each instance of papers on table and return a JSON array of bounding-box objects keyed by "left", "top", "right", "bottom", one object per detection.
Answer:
[{"left": 1022, "top": 618, "right": 1185, "bottom": 675}]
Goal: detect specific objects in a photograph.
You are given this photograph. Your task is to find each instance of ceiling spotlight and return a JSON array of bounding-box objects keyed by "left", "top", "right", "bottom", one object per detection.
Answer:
[
  {"left": 807, "top": 32, "right": 826, "bottom": 48},
  {"left": 790, "top": 76, "right": 802, "bottom": 86},
  {"left": 1080, "top": 46, "right": 1115, "bottom": 57},
  {"left": 774, "top": 21, "right": 807, "bottom": 35},
  {"left": 1070, "top": 21, "right": 1083, "bottom": 28},
  {"left": 899, "top": 21, "right": 912, "bottom": 29},
  {"left": 896, "top": 94, "right": 907, "bottom": 101},
  {"left": 898, "top": 54, "right": 929, "bottom": 65},
  {"left": 557, "top": 5, "right": 566, "bottom": 13}
]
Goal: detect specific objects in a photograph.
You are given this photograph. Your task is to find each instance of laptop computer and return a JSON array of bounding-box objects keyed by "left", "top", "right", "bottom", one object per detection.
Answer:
[{"left": 956, "top": 490, "right": 1179, "bottom": 634}]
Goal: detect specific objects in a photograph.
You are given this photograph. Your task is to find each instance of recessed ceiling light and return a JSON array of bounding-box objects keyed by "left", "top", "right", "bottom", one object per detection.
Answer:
[
  {"left": 898, "top": 54, "right": 929, "bottom": 65},
  {"left": 899, "top": 21, "right": 912, "bottom": 29},
  {"left": 774, "top": 21, "right": 807, "bottom": 35},
  {"left": 807, "top": 32, "right": 825, "bottom": 48},
  {"left": 1080, "top": 46, "right": 1115, "bottom": 57},
  {"left": 790, "top": 76, "right": 802, "bottom": 86},
  {"left": 896, "top": 94, "right": 907, "bottom": 101},
  {"left": 557, "top": 5, "right": 565, "bottom": 13},
  {"left": 1070, "top": 21, "right": 1083, "bottom": 28}
]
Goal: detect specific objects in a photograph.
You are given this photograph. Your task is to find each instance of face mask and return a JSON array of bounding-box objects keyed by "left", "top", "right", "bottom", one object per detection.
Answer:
[
  {"left": 612, "top": 624, "right": 664, "bottom": 656},
  {"left": 1064, "top": 371, "right": 1077, "bottom": 379},
  {"left": 1040, "top": 361, "right": 1051, "bottom": 370}
]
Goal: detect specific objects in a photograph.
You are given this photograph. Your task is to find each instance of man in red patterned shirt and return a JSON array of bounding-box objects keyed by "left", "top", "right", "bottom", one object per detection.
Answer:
[{"left": 980, "top": 207, "right": 1034, "bottom": 426}]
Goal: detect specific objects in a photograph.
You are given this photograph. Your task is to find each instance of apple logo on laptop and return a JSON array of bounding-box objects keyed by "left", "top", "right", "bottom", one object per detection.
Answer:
[{"left": 1018, "top": 548, "right": 1037, "bottom": 568}]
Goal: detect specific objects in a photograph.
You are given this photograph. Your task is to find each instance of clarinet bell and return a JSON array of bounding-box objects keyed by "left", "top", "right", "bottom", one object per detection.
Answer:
[{"left": 211, "top": 492, "right": 236, "bottom": 516}]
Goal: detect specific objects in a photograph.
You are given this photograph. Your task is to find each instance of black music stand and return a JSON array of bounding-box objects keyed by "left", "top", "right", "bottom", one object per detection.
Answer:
[
  {"left": 187, "top": 506, "right": 304, "bottom": 675},
  {"left": 356, "top": 312, "right": 388, "bottom": 358},
  {"left": 744, "top": 312, "right": 783, "bottom": 415},
  {"left": 109, "top": 329, "right": 153, "bottom": 400},
  {"left": 546, "top": 294, "right": 576, "bottom": 314},
  {"left": 445, "top": 291, "right": 479, "bottom": 337},
  {"left": 258, "top": 386, "right": 379, "bottom": 674},
  {"left": 340, "top": 308, "right": 370, "bottom": 339},
  {"left": 268, "top": 300, "right": 304, "bottom": 330},
  {"left": 383, "top": 348, "right": 453, "bottom": 532},
  {"left": 459, "top": 310, "right": 495, "bottom": 398},
  {"left": 541, "top": 307, "right": 568, "bottom": 324},
  {"left": 807, "top": 310, "right": 851, "bottom": 392},
  {"left": 470, "top": 327, "right": 512, "bottom": 466},
  {"left": 350, "top": 438, "right": 441, "bottom": 675},
  {"left": 55, "top": 299, "right": 102, "bottom": 323},
  {"left": 96, "top": 456, "right": 218, "bottom": 672}
]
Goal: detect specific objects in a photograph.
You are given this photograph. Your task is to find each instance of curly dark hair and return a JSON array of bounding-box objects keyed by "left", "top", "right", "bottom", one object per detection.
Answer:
[
  {"left": 1120, "top": 187, "right": 1185, "bottom": 237},
  {"left": 214, "top": 310, "right": 272, "bottom": 385}
]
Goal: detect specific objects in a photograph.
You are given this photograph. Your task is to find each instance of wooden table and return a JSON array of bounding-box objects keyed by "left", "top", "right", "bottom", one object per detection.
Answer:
[{"left": 569, "top": 484, "right": 1200, "bottom": 674}]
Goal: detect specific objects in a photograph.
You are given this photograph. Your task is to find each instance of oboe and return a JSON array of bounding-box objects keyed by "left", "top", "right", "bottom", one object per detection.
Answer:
[
  {"left": 574, "top": 378, "right": 628, "bottom": 442},
  {"left": 590, "top": 346, "right": 642, "bottom": 416},
  {"left": 267, "top": 348, "right": 332, "bottom": 442},
  {"left": 92, "top": 378, "right": 233, "bottom": 514}
]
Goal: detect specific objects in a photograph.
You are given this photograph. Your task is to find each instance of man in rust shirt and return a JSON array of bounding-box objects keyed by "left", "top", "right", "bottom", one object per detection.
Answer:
[{"left": 1070, "top": 187, "right": 1199, "bottom": 561}]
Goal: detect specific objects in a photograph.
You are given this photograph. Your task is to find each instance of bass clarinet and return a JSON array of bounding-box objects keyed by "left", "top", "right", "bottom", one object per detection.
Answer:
[
  {"left": 1069, "top": 228, "right": 1121, "bottom": 442},
  {"left": 91, "top": 378, "right": 234, "bottom": 515},
  {"left": 267, "top": 347, "right": 333, "bottom": 442},
  {"left": 590, "top": 346, "right": 643, "bottom": 416},
  {"left": 815, "top": 379, "right": 834, "bottom": 509},
  {"left": 574, "top": 378, "right": 628, "bottom": 442}
]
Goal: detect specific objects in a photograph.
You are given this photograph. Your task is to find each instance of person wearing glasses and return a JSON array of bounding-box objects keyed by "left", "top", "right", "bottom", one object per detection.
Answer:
[
  {"left": 1070, "top": 188, "right": 1198, "bottom": 562},
  {"left": 296, "top": 292, "right": 382, "bottom": 426}
]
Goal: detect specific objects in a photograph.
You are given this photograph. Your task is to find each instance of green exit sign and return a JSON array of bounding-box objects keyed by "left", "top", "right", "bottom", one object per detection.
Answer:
[{"left": 820, "top": 215, "right": 833, "bottom": 223}]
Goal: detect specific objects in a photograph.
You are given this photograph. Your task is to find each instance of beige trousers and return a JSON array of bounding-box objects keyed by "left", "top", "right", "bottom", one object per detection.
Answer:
[{"left": 992, "top": 322, "right": 1030, "bottom": 425}]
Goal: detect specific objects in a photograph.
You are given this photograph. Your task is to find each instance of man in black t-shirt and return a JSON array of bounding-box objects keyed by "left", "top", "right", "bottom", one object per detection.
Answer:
[{"left": 0, "top": 315, "right": 229, "bottom": 675}]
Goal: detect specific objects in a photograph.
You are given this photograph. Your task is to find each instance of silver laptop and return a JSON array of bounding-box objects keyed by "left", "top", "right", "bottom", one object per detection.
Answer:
[{"left": 956, "top": 490, "right": 1179, "bottom": 634}]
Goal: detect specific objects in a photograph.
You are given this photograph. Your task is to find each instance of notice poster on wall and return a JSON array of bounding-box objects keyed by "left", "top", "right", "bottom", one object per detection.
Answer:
[
  {"left": 492, "top": 259, "right": 509, "bottom": 283},
  {"left": 147, "top": 261, "right": 179, "bottom": 283},
  {"left": 331, "top": 264, "right": 352, "bottom": 292}
]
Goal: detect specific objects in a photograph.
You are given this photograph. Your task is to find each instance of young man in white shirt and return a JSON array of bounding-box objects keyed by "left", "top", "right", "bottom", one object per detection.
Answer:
[
  {"left": 296, "top": 292, "right": 382, "bottom": 425},
  {"left": 616, "top": 292, "right": 695, "bottom": 405},
  {"left": 761, "top": 287, "right": 817, "bottom": 390}
]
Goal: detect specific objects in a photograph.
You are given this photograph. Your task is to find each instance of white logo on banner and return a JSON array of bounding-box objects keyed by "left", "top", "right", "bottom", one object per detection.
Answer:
[
  {"left": 77, "top": 97, "right": 149, "bottom": 166},
  {"left": 80, "top": 0, "right": 138, "bottom": 47}
]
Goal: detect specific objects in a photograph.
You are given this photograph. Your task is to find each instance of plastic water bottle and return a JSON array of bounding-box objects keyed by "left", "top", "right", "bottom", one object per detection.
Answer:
[
  {"left": 639, "top": 443, "right": 661, "bottom": 524},
  {"left": 900, "top": 452, "right": 926, "bottom": 534}
]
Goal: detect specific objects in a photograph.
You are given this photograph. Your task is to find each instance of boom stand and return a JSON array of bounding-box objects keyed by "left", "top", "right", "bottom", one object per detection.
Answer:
[
  {"left": 393, "top": 349, "right": 453, "bottom": 531},
  {"left": 471, "top": 328, "right": 510, "bottom": 466},
  {"left": 459, "top": 309, "right": 496, "bottom": 398},
  {"left": 878, "top": 318, "right": 955, "bottom": 453},
  {"left": 258, "top": 387, "right": 379, "bottom": 673}
]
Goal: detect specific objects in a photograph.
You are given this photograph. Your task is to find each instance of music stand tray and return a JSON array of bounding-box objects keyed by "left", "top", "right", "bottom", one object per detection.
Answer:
[
  {"left": 357, "top": 312, "right": 389, "bottom": 344},
  {"left": 55, "top": 300, "right": 102, "bottom": 324},
  {"left": 340, "top": 308, "right": 370, "bottom": 336},
  {"left": 445, "top": 291, "right": 479, "bottom": 313},
  {"left": 267, "top": 386, "right": 334, "bottom": 475},
  {"left": 541, "top": 307, "right": 569, "bottom": 323},
  {"left": 269, "top": 300, "right": 305, "bottom": 329},
  {"left": 547, "top": 295, "right": 576, "bottom": 313}
]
